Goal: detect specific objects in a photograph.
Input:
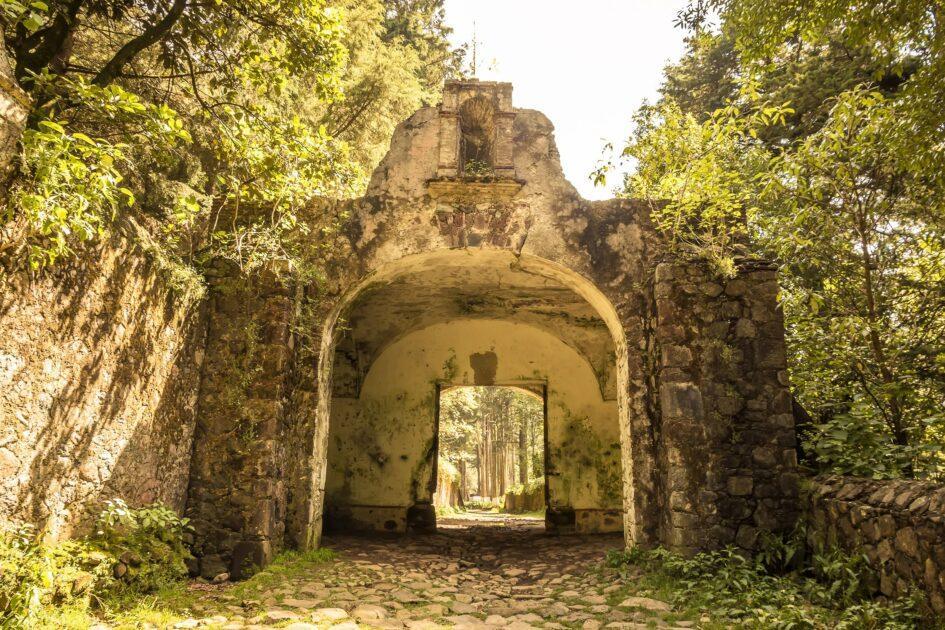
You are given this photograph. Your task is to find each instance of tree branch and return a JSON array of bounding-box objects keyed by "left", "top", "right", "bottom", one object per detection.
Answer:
[{"left": 92, "top": 0, "right": 188, "bottom": 87}]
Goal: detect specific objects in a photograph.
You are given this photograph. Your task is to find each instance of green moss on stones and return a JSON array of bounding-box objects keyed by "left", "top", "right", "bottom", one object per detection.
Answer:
[{"left": 554, "top": 408, "right": 623, "bottom": 506}]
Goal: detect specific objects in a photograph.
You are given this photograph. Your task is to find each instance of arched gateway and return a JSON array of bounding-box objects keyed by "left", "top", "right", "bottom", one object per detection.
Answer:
[{"left": 185, "top": 80, "right": 799, "bottom": 578}]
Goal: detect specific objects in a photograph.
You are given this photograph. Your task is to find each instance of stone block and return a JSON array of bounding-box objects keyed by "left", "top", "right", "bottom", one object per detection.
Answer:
[
  {"left": 727, "top": 476, "right": 753, "bottom": 496},
  {"left": 659, "top": 382, "right": 704, "bottom": 420},
  {"left": 894, "top": 527, "right": 920, "bottom": 559},
  {"left": 660, "top": 345, "right": 693, "bottom": 368},
  {"left": 751, "top": 447, "right": 778, "bottom": 467},
  {"left": 230, "top": 540, "right": 273, "bottom": 580},
  {"left": 735, "top": 524, "right": 758, "bottom": 549}
]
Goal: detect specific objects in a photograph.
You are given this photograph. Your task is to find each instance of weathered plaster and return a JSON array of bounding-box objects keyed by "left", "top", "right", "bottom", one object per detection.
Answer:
[{"left": 325, "top": 319, "right": 621, "bottom": 533}]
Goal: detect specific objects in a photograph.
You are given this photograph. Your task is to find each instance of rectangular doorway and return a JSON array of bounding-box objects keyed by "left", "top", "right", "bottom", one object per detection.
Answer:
[{"left": 433, "top": 384, "right": 547, "bottom": 530}]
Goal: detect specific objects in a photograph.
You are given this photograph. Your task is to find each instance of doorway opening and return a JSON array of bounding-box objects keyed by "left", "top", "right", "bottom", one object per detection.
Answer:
[{"left": 434, "top": 385, "right": 547, "bottom": 531}]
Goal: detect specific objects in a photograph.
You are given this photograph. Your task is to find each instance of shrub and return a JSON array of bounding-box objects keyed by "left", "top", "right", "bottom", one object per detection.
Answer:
[
  {"left": 91, "top": 499, "right": 194, "bottom": 594},
  {"left": 0, "top": 525, "right": 115, "bottom": 628},
  {"left": 0, "top": 500, "right": 193, "bottom": 627}
]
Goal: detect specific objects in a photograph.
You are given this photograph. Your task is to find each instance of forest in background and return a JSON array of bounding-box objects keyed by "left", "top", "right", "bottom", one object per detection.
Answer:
[
  {"left": 438, "top": 386, "right": 544, "bottom": 504},
  {"left": 597, "top": 0, "right": 945, "bottom": 481}
]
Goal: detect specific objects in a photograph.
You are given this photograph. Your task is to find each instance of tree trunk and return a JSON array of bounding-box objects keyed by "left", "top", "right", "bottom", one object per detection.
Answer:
[
  {"left": 518, "top": 426, "right": 527, "bottom": 484},
  {"left": 855, "top": 212, "right": 908, "bottom": 449}
]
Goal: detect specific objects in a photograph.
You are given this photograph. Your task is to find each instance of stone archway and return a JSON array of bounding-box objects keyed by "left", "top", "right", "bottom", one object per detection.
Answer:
[
  {"left": 185, "top": 79, "right": 799, "bottom": 579},
  {"left": 313, "top": 250, "right": 635, "bottom": 541}
]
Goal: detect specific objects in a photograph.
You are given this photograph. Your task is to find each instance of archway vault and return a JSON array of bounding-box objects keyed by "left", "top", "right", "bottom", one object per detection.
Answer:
[
  {"left": 184, "top": 79, "right": 799, "bottom": 580},
  {"left": 318, "top": 250, "right": 631, "bottom": 538}
]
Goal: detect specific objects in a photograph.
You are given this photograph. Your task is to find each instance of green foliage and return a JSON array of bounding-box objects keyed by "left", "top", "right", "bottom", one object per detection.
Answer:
[
  {"left": 0, "top": 0, "right": 47, "bottom": 33},
  {"left": 606, "top": 543, "right": 921, "bottom": 628},
  {"left": 803, "top": 410, "right": 911, "bottom": 479},
  {"left": 11, "top": 118, "right": 130, "bottom": 268},
  {"left": 322, "top": 0, "right": 462, "bottom": 173},
  {"left": 91, "top": 499, "right": 193, "bottom": 595},
  {"left": 611, "top": 2, "right": 945, "bottom": 480},
  {"left": 228, "top": 547, "right": 335, "bottom": 600},
  {"left": 680, "top": 0, "right": 945, "bottom": 193},
  {"left": 1, "top": 0, "right": 460, "bottom": 282},
  {"left": 599, "top": 87, "right": 789, "bottom": 277},
  {"left": 462, "top": 497, "right": 500, "bottom": 511},
  {"left": 6, "top": 76, "right": 190, "bottom": 269},
  {"left": 463, "top": 158, "right": 493, "bottom": 177},
  {"left": 0, "top": 525, "right": 54, "bottom": 628},
  {"left": 0, "top": 500, "right": 192, "bottom": 628}
]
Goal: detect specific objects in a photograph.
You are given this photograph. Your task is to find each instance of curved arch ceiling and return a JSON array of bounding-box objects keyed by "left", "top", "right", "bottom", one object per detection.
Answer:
[{"left": 332, "top": 252, "right": 617, "bottom": 400}]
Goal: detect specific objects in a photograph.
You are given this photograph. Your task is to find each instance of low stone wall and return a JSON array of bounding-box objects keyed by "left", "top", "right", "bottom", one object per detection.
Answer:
[
  {"left": 0, "top": 224, "right": 207, "bottom": 539},
  {"left": 504, "top": 483, "right": 544, "bottom": 513},
  {"left": 803, "top": 475, "right": 945, "bottom": 613}
]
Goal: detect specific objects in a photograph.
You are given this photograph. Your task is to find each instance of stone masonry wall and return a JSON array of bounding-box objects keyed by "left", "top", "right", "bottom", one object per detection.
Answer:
[
  {"left": 803, "top": 475, "right": 945, "bottom": 613},
  {"left": 653, "top": 259, "right": 798, "bottom": 554},
  {"left": 0, "top": 224, "right": 206, "bottom": 539},
  {"left": 185, "top": 263, "right": 298, "bottom": 579}
]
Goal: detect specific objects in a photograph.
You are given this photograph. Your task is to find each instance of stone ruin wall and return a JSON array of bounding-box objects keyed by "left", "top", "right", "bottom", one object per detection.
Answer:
[
  {"left": 803, "top": 475, "right": 945, "bottom": 614},
  {"left": 0, "top": 225, "right": 207, "bottom": 539},
  {"left": 183, "top": 81, "right": 800, "bottom": 576}
]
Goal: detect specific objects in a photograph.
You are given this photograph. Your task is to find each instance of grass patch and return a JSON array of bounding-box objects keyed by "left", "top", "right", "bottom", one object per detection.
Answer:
[
  {"left": 606, "top": 546, "right": 925, "bottom": 629},
  {"left": 229, "top": 548, "right": 336, "bottom": 602}
]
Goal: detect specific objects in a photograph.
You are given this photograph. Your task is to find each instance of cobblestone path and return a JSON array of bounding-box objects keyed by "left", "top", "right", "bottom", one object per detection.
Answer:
[{"left": 168, "top": 512, "right": 698, "bottom": 629}]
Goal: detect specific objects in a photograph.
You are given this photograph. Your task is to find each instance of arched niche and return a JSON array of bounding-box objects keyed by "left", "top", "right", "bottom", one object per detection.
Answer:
[{"left": 459, "top": 96, "right": 496, "bottom": 176}]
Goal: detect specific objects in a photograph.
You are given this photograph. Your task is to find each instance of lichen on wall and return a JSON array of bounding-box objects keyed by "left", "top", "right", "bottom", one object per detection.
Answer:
[{"left": 550, "top": 408, "right": 623, "bottom": 508}]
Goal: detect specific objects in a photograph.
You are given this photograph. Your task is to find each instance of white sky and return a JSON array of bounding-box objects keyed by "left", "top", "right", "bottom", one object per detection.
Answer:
[{"left": 443, "top": 1, "right": 689, "bottom": 199}]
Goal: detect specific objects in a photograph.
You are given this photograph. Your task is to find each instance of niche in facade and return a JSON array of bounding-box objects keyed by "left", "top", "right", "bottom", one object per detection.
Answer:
[{"left": 459, "top": 96, "right": 496, "bottom": 177}]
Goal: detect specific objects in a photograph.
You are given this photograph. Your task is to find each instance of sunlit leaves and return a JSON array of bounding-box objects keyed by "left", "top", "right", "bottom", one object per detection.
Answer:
[
  {"left": 0, "top": 0, "right": 48, "bottom": 33},
  {"left": 9, "top": 78, "right": 190, "bottom": 268},
  {"left": 614, "top": 89, "right": 789, "bottom": 276}
]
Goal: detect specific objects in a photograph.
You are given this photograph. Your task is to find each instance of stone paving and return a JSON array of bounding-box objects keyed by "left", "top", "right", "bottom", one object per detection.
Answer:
[{"left": 172, "top": 512, "right": 698, "bottom": 630}]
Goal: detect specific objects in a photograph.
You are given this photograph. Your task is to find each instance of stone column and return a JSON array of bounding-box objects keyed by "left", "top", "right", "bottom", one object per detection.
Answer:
[
  {"left": 653, "top": 259, "right": 798, "bottom": 554},
  {"left": 185, "top": 262, "right": 297, "bottom": 579}
]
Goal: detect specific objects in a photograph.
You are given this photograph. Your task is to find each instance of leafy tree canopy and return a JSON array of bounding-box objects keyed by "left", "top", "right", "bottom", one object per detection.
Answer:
[
  {"left": 0, "top": 0, "right": 461, "bottom": 272},
  {"left": 601, "top": 1, "right": 945, "bottom": 479}
]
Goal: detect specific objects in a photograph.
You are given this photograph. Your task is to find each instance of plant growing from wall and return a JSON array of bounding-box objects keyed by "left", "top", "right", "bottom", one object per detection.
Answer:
[{"left": 463, "top": 158, "right": 493, "bottom": 178}]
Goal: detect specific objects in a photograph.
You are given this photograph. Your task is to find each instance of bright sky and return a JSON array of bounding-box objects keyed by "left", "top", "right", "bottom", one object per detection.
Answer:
[{"left": 443, "top": 1, "right": 689, "bottom": 199}]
